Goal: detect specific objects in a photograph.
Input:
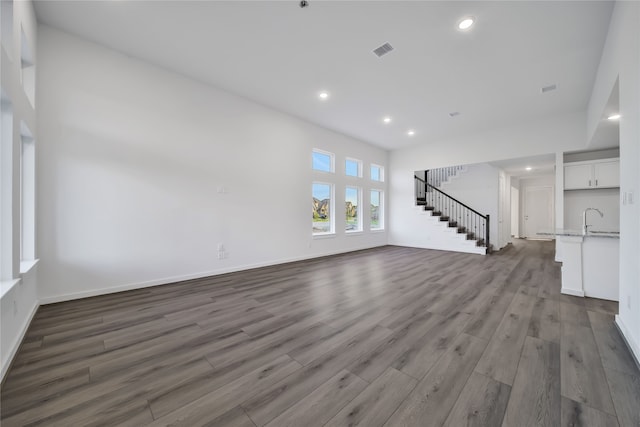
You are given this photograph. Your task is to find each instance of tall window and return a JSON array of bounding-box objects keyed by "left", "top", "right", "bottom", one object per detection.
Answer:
[
  {"left": 312, "top": 149, "right": 334, "bottom": 173},
  {"left": 345, "top": 158, "right": 362, "bottom": 177},
  {"left": 345, "top": 186, "right": 361, "bottom": 232},
  {"left": 371, "top": 164, "right": 384, "bottom": 182},
  {"left": 370, "top": 190, "right": 384, "bottom": 230},
  {"left": 1, "top": 91, "right": 13, "bottom": 280},
  {"left": 312, "top": 182, "right": 333, "bottom": 235},
  {"left": 20, "top": 122, "right": 35, "bottom": 262}
]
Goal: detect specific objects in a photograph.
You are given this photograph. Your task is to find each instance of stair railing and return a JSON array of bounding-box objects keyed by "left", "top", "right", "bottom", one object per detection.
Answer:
[{"left": 414, "top": 174, "right": 490, "bottom": 251}]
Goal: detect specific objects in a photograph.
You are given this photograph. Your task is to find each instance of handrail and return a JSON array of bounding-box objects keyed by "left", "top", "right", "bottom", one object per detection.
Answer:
[{"left": 414, "top": 175, "right": 487, "bottom": 219}]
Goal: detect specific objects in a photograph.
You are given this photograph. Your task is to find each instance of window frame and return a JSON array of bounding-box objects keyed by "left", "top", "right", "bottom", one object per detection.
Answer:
[
  {"left": 345, "top": 157, "right": 362, "bottom": 178},
  {"left": 345, "top": 186, "right": 362, "bottom": 233},
  {"left": 312, "top": 148, "right": 335, "bottom": 174},
  {"left": 370, "top": 189, "right": 384, "bottom": 231},
  {"left": 312, "top": 181, "right": 335, "bottom": 236},
  {"left": 370, "top": 164, "right": 384, "bottom": 182}
]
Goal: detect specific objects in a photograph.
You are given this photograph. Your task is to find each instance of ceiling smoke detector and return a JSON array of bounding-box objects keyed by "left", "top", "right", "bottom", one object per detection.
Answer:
[
  {"left": 373, "top": 43, "right": 394, "bottom": 58},
  {"left": 449, "top": 112, "right": 461, "bottom": 118},
  {"left": 541, "top": 84, "right": 557, "bottom": 94}
]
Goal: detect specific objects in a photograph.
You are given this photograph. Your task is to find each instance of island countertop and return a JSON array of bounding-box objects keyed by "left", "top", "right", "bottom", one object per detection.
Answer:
[{"left": 537, "top": 229, "right": 620, "bottom": 239}]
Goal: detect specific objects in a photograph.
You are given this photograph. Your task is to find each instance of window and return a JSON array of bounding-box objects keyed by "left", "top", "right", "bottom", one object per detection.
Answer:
[
  {"left": 345, "top": 186, "right": 361, "bottom": 232},
  {"left": 370, "top": 190, "right": 384, "bottom": 230},
  {"left": 312, "top": 182, "right": 333, "bottom": 235},
  {"left": 1, "top": 90, "right": 13, "bottom": 280},
  {"left": 371, "top": 164, "right": 384, "bottom": 182},
  {"left": 20, "top": 122, "right": 35, "bottom": 262},
  {"left": 345, "top": 158, "right": 362, "bottom": 177},
  {"left": 312, "top": 149, "right": 334, "bottom": 173}
]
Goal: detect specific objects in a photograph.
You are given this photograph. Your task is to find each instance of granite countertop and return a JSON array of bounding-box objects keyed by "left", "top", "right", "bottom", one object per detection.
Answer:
[{"left": 537, "top": 229, "right": 620, "bottom": 239}]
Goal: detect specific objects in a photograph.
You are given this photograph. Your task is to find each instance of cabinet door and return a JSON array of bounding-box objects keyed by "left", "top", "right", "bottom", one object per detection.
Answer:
[
  {"left": 594, "top": 161, "right": 620, "bottom": 188},
  {"left": 564, "top": 164, "right": 593, "bottom": 190}
]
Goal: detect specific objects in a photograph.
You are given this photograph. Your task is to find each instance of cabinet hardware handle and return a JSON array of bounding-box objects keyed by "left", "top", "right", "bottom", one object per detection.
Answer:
[
  {"left": 596, "top": 179, "right": 598, "bottom": 186},
  {"left": 589, "top": 180, "right": 591, "bottom": 186}
]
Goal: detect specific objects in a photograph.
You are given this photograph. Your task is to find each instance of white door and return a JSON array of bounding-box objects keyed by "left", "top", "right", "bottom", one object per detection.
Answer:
[{"left": 524, "top": 186, "right": 554, "bottom": 238}]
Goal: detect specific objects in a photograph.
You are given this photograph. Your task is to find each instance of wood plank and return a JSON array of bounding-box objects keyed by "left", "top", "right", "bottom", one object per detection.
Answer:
[
  {"left": 242, "top": 325, "right": 393, "bottom": 426},
  {"left": 263, "top": 369, "right": 368, "bottom": 427},
  {"left": 384, "top": 333, "right": 488, "bottom": 427},
  {"left": 392, "top": 310, "right": 471, "bottom": 380},
  {"left": 324, "top": 367, "right": 417, "bottom": 427},
  {"left": 604, "top": 368, "right": 640, "bottom": 427},
  {"left": 560, "top": 397, "right": 619, "bottom": 427},
  {"left": 475, "top": 293, "right": 536, "bottom": 385},
  {"left": 502, "top": 337, "right": 560, "bottom": 426},
  {"left": 561, "top": 322, "right": 615, "bottom": 415},
  {"left": 148, "top": 354, "right": 302, "bottom": 426},
  {"left": 528, "top": 297, "right": 560, "bottom": 343},
  {"left": 443, "top": 371, "right": 511, "bottom": 427},
  {"left": 587, "top": 310, "right": 639, "bottom": 376}
]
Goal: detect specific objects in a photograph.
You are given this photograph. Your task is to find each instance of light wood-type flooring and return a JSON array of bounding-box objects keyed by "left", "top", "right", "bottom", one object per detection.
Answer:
[{"left": 1, "top": 240, "right": 639, "bottom": 426}]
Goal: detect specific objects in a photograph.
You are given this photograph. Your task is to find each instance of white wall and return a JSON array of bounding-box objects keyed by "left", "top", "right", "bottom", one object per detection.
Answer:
[
  {"left": 438, "top": 163, "right": 500, "bottom": 249},
  {"left": 36, "top": 26, "right": 388, "bottom": 303},
  {"left": 564, "top": 189, "right": 620, "bottom": 232},
  {"left": 0, "top": 0, "right": 39, "bottom": 380},
  {"left": 389, "top": 113, "right": 587, "bottom": 252},
  {"left": 587, "top": 1, "right": 640, "bottom": 363}
]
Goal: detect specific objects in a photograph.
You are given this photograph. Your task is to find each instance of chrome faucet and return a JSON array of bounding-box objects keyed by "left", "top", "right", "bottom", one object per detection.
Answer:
[{"left": 583, "top": 208, "right": 603, "bottom": 235}]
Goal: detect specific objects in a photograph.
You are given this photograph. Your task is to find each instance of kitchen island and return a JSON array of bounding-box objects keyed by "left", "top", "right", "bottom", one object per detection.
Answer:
[{"left": 538, "top": 230, "right": 619, "bottom": 301}]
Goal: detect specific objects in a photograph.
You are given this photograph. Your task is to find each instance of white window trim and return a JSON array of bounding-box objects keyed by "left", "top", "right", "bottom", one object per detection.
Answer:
[
  {"left": 370, "top": 189, "right": 384, "bottom": 231},
  {"left": 312, "top": 148, "right": 335, "bottom": 174},
  {"left": 312, "top": 181, "right": 335, "bottom": 236},
  {"left": 345, "top": 185, "right": 362, "bottom": 233},
  {"left": 345, "top": 157, "right": 362, "bottom": 178},
  {"left": 370, "top": 163, "right": 384, "bottom": 182}
]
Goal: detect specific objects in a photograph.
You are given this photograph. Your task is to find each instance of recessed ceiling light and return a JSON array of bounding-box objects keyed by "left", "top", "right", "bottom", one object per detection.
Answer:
[
  {"left": 407, "top": 130, "right": 415, "bottom": 136},
  {"left": 458, "top": 17, "right": 474, "bottom": 30},
  {"left": 383, "top": 116, "right": 392, "bottom": 124},
  {"left": 318, "top": 91, "right": 329, "bottom": 100},
  {"left": 607, "top": 114, "right": 621, "bottom": 121},
  {"left": 525, "top": 166, "right": 532, "bottom": 171}
]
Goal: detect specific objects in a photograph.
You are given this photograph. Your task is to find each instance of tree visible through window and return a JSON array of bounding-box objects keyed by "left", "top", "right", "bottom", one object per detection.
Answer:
[
  {"left": 370, "top": 189, "right": 383, "bottom": 230},
  {"left": 312, "top": 182, "right": 333, "bottom": 234},
  {"left": 345, "top": 186, "right": 361, "bottom": 232}
]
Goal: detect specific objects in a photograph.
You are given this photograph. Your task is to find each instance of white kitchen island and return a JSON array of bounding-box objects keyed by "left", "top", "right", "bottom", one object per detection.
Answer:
[{"left": 539, "top": 230, "right": 619, "bottom": 301}]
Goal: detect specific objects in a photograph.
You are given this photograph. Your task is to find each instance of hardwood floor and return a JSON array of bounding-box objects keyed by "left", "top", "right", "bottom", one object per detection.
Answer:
[{"left": 2, "top": 240, "right": 639, "bottom": 426}]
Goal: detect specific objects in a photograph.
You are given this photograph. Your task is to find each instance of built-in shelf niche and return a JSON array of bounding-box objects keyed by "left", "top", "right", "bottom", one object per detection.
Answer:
[{"left": 20, "top": 27, "right": 35, "bottom": 108}]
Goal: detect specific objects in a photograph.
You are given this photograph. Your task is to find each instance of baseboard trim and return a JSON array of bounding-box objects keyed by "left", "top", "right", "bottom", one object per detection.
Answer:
[
  {"left": 615, "top": 315, "right": 640, "bottom": 372},
  {"left": 1, "top": 300, "right": 39, "bottom": 383},
  {"left": 560, "top": 287, "right": 585, "bottom": 297},
  {"left": 39, "top": 245, "right": 388, "bottom": 305}
]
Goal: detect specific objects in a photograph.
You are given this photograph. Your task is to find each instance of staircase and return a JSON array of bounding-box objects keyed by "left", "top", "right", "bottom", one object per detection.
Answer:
[{"left": 413, "top": 168, "right": 490, "bottom": 255}]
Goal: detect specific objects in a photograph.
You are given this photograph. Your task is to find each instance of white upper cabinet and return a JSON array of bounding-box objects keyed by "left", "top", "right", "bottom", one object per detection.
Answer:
[{"left": 564, "top": 159, "right": 619, "bottom": 190}]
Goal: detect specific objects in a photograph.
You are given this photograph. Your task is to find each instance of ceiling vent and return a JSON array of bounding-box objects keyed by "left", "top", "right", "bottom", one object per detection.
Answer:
[
  {"left": 373, "top": 42, "right": 394, "bottom": 58},
  {"left": 541, "top": 84, "right": 557, "bottom": 94},
  {"left": 448, "top": 111, "right": 461, "bottom": 118}
]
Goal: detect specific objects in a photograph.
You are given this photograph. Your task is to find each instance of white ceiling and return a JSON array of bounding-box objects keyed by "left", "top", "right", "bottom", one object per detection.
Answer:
[
  {"left": 489, "top": 153, "right": 556, "bottom": 178},
  {"left": 34, "top": 1, "right": 614, "bottom": 151}
]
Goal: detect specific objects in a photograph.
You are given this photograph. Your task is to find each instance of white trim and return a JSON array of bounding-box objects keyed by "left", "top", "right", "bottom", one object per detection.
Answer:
[
  {"left": 38, "top": 244, "right": 388, "bottom": 305},
  {"left": 0, "top": 278, "right": 21, "bottom": 299},
  {"left": 1, "top": 299, "right": 39, "bottom": 382},
  {"left": 615, "top": 315, "right": 640, "bottom": 370},
  {"left": 560, "top": 287, "right": 585, "bottom": 297},
  {"left": 19, "top": 258, "right": 39, "bottom": 274}
]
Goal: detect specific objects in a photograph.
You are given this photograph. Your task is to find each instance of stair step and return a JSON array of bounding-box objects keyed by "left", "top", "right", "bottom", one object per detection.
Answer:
[
  {"left": 417, "top": 200, "right": 427, "bottom": 206},
  {"left": 424, "top": 206, "right": 435, "bottom": 211}
]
